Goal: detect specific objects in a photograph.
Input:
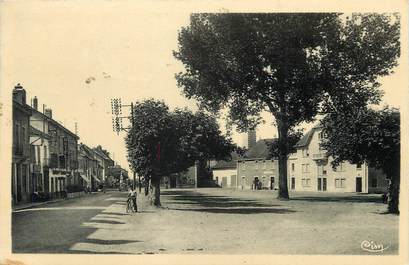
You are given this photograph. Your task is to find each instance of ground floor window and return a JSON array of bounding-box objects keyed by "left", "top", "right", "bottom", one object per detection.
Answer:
[
  {"left": 291, "top": 177, "right": 295, "bottom": 190},
  {"left": 301, "top": 178, "right": 311, "bottom": 187},
  {"left": 335, "top": 178, "right": 346, "bottom": 188}
]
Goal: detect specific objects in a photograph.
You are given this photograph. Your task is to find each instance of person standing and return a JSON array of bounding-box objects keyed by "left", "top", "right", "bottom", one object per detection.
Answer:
[{"left": 128, "top": 188, "right": 138, "bottom": 212}]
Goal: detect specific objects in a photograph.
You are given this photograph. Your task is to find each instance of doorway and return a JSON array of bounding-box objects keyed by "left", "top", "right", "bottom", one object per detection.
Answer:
[
  {"left": 356, "top": 177, "right": 362, "bottom": 192},
  {"left": 291, "top": 177, "right": 295, "bottom": 190}
]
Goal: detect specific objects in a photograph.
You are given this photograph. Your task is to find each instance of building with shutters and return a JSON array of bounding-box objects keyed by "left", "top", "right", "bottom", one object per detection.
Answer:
[{"left": 288, "top": 126, "right": 388, "bottom": 193}]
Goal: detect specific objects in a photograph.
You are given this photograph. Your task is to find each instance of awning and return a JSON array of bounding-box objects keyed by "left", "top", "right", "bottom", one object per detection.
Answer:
[
  {"left": 92, "top": 175, "right": 101, "bottom": 183},
  {"left": 79, "top": 173, "right": 89, "bottom": 183}
]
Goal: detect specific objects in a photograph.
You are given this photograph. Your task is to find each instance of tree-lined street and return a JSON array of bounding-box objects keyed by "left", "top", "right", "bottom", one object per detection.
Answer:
[{"left": 13, "top": 189, "right": 398, "bottom": 254}]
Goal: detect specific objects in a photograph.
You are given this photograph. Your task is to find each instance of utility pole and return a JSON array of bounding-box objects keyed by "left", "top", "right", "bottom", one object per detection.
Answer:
[{"left": 111, "top": 98, "right": 137, "bottom": 190}]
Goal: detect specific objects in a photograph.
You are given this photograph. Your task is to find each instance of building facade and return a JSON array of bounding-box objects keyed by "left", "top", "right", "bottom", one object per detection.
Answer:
[
  {"left": 288, "top": 126, "right": 388, "bottom": 193},
  {"left": 12, "top": 84, "right": 32, "bottom": 204},
  {"left": 47, "top": 109, "right": 79, "bottom": 198},
  {"left": 78, "top": 143, "right": 98, "bottom": 191},
  {"left": 236, "top": 139, "right": 279, "bottom": 190}
]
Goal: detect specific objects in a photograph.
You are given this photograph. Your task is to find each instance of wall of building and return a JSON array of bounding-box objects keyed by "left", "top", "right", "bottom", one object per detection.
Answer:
[
  {"left": 237, "top": 159, "right": 278, "bottom": 190},
  {"left": 288, "top": 128, "right": 385, "bottom": 193},
  {"left": 368, "top": 167, "right": 389, "bottom": 193},
  {"left": 213, "top": 168, "right": 237, "bottom": 188},
  {"left": 12, "top": 102, "right": 32, "bottom": 203}
]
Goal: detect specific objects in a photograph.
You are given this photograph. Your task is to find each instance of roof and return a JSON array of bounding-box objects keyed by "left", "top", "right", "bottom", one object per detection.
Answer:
[
  {"left": 30, "top": 126, "right": 51, "bottom": 139},
  {"left": 244, "top": 138, "right": 276, "bottom": 159},
  {"left": 212, "top": 152, "right": 239, "bottom": 170},
  {"left": 28, "top": 106, "right": 79, "bottom": 140},
  {"left": 13, "top": 99, "right": 32, "bottom": 115},
  {"left": 93, "top": 147, "right": 113, "bottom": 162},
  {"left": 79, "top": 144, "right": 96, "bottom": 160},
  {"left": 294, "top": 125, "right": 322, "bottom": 148}
]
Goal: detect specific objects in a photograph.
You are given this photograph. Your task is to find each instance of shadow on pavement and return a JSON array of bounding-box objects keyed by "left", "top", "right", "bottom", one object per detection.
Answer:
[
  {"left": 68, "top": 249, "right": 133, "bottom": 254},
  {"left": 169, "top": 207, "right": 295, "bottom": 214},
  {"left": 88, "top": 219, "right": 125, "bottom": 225},
  {"left": 290, "top": 195, "right": 383, "bottom": 203},
  {"left": 163, "top": 190, "right": 294, "bottom": 214},
  {"left": 80, "top": 238, "right": 141, "bottom": 245}
]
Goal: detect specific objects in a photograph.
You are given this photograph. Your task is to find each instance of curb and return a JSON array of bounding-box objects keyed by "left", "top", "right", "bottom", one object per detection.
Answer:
[{"left": 12, "top": 192, "right": 103, "bottom": 212}]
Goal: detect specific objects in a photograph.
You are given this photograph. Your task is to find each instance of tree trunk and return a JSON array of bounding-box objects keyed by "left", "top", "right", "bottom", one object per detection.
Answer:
[
  {"left": 387, "top": 160, "right": 400, "bottom": 214},
  {"left": 144, "top": 177, "right": 149, "bottom": 196},
  {"left": 152, "top": 175, "right": 161, "bottom": 207},
  {"left": 277, "top": 119, "right": 290, "bottom": 199}
]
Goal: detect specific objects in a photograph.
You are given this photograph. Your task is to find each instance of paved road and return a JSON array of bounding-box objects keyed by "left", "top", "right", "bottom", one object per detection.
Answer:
[
  {"left": 12, "top": 188, "right": 399, "bottom": 254},
  {"left": 12, "top": 191, "right": 131, "bottom": 253}
]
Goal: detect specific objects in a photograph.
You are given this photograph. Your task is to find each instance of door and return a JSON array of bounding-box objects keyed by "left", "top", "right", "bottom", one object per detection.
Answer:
[
  {"left": 222, "top": 177, "right": 228, "bottom": 188},
  {"left": 270, "top": 177, "right": 275, "bottom": 190},
  {"left": 322, "top": 178, "right": 327, "bottom": 191},
  {"left": 291, "top": 177, "right": 295, "bottom": 190},
  {"left": 317, "top": 178, "right": 322, "bottom": 191},
  {"left": 356, "top": 177, "right": 362, "bottom": 192}
]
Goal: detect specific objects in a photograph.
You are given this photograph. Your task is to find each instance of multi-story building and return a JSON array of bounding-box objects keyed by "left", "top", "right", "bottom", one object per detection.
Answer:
[
  {"left": 93, "top": 145, "right": 114, "bottom": 183},
  {"left": 28, "top": 96, "right": 52, "bottom": 195},
  {"left": 236, "top": 139, "right": 279, "bottom": 190},
  {"left": 78, "top": 143, "right": 98, "bottom": 190},
  {"left": 288, "top": 126, "right": 388, "bottom": 193},
  {"left": 46, "top": 108, "right": 79, "bottom": 198},
  {"left": 12, "top": 84, "right": 32, "bottom": 204}
]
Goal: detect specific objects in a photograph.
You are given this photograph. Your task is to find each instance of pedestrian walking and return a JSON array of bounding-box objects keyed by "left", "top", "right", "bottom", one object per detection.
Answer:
[{"left": 128, "top": 187, "right": 138, "bottom": 212}]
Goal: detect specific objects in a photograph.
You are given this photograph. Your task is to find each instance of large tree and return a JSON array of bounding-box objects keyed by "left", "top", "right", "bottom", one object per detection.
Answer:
[
  {"left": 125, "top": 99, "right": 235, "bottom": 206},
  {"left": 174, "top": 13, "right": 400, "bottom": 199},
  {"left": 321, "top": 107, "right": 400, "bottom": 213}
]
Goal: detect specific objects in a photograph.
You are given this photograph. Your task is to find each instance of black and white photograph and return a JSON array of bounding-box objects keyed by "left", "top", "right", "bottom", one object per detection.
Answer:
[{"left": 0, "top": 1, "right": 407, "bottom": 265}]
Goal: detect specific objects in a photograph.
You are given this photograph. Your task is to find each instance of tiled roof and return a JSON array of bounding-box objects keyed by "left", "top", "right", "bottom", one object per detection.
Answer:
[
  {"left": 294, "top": 125, "right": 322, "bottom": 148},
  {"left": 244, "top": 138, "right": 276, "bottom": 159},
  {"left": 212, "top": 152, "right": 239, "bottom": 169}
]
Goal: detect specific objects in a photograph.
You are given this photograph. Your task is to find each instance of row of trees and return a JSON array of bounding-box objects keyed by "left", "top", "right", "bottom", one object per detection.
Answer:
[
  {"left": 125, "top": 99, "right": 235, "bottom": 206},
  {"left": 173, "top": 13, "right": 401, "bottom": 213}
]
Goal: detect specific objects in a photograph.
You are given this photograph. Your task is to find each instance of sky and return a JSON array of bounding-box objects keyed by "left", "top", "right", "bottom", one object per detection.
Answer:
[{"left": 1, "top": 3, "right": 406, "bottom": 172}]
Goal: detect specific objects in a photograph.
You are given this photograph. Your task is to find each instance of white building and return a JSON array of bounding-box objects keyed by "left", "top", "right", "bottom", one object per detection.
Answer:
[{"left": 288, "top": 126, "right": 388, "bottom": 193}]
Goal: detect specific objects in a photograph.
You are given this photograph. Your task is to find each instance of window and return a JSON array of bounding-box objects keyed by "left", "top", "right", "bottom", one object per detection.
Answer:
[
  {"left": 335, "top": 178, "right": 346, "bottom": 188},
  {"left": 371, "top": 178, "right": 378, "bottom": 188},
  {"left": 302, "top": 178, "right": 311, "bottom": 187},
  {"left": 302, "top": 164, "right": 310, "bottom": 173},
  {"left": 291, "top": 163, "right": 295, "bottom": 172},
  {"left": 357, "top": 163, "right": 362, "bottom": 170}
]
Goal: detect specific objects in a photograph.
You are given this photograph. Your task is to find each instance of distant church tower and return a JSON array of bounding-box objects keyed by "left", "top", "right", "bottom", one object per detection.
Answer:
[{"left": 242, "top": 129, "right": 257, "bottom": 149}]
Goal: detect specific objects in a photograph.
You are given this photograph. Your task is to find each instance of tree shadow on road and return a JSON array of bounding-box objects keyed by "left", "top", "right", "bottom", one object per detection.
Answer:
[
  {"left": 87, "top": 219, "right": 125, "bottom": 225},
  {"left": 80, "top": 238, "right": 141, "bottom": 245},
  {"left": 169, "top": 207, "right": 295, "bottom": 214},
  {"left": 164, "top": 190, "right": 294, "bottom": 214},
  {"left": 290, "top": 195, "right": 383, "bottom": 204}
]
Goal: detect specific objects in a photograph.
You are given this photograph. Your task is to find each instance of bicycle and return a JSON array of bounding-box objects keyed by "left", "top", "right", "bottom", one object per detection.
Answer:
[{"left": 126, "top": 197, "right": 136, "bottom": 213}]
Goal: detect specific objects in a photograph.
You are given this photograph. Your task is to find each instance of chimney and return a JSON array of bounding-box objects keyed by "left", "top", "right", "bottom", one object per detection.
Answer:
[
  {"left": 247, "top": 129, "right": 257, "bottom": 149},
  {"left": 33, "top": 96, "right": 38, "bottom": 110},
  {"left": 12, "top": 83, "right": 26, "bottom": 104},
  {"left": 44, "top": 108, "right": 52, "bottom": 118}
]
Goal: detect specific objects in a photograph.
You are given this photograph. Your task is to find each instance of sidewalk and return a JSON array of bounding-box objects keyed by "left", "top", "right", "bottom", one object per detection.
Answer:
[{"left": 12, "top": 192, "right": 101, "bottom": 212}]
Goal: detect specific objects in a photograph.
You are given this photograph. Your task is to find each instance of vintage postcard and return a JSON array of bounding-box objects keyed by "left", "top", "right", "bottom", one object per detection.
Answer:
[{"left": 0, "top": 1, "right": 408, "bottom": 265}]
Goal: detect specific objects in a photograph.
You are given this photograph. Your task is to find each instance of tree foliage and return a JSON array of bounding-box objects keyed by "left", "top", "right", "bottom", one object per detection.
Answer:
[
  {"left": 174, "top": 13, "right": 400, "bottom": 199},
  {"left": 125, "top": 99, "right": 235, "bottom": 206},
  {"left": 321, "top": 107, "right": 400, "bottom": 213}
]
